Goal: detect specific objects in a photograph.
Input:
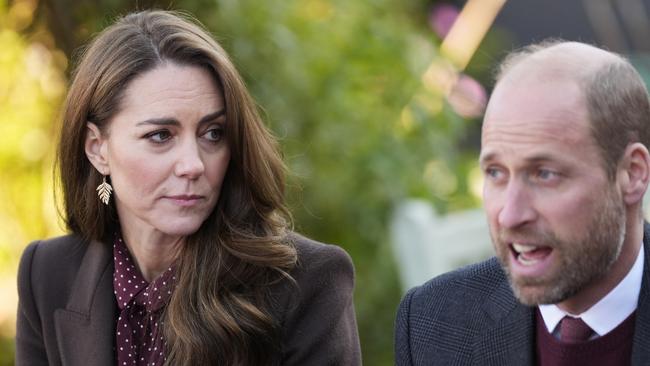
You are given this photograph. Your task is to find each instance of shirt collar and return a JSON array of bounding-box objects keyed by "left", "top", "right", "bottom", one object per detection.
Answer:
[
  {"left": 113, "top": 234, "right": 177, "bottom": 312},
  {"left": 538, "top": 242, "right": 644, "bottom": 336}
]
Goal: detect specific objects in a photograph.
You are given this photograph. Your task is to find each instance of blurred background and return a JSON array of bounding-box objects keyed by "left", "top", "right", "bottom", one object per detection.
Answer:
[{"left": 3, "top": 0, "right": 650, "bottom": 364}]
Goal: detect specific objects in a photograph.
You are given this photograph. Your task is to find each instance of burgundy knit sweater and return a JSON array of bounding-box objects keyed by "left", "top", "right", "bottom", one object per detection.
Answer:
[{"left": 536, "top": 309, "right": 636, "bottom": 366}]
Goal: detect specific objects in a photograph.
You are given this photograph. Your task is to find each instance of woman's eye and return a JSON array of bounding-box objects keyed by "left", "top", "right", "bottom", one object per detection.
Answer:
[
  {"left": 145, "top": 130, "right": 172, "bottom": 144},
  {"left": 203, "top": 127, "right": 224, "bottom": 142}
]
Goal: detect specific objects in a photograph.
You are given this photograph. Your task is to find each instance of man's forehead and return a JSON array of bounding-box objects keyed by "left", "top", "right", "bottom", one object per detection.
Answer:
[
  {"left": 483, "top": 77, "right": 590, "bottom": 135},
  {"left": 480, "top": 80, "right": 595, "bottom": 164},
  {"left": 478, "top": 42, "right": 618, "bottom": 164},
  {"left": 480, "top": 119, "right": 588, "bottom": 156},
  {"left": 482, "top": 116, "right": 586, "bottom": 142}
]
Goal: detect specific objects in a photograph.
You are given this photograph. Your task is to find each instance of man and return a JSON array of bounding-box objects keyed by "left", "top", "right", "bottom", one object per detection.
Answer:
[{"left": 395, "top": 41, "right": 650, "bottom": 365}]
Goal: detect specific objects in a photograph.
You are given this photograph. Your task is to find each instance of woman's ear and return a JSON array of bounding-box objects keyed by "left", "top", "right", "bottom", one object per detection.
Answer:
[
  {"left": 618, "top": 142, "right": 650, "bottom": 206},
  {"left": 85, "top": 122, "right": 110, "bottom": 175}
]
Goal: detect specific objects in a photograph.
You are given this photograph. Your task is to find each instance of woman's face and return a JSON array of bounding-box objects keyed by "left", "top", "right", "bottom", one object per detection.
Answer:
[{"left": 86, "top": 63, "right": 230, "bottom": 237}]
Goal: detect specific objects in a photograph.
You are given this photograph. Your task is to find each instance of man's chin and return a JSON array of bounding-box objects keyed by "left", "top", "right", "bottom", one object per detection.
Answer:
[
  {"left": 509, "top": 279, "right": 571, "bottom": 306},
  {"left": 511, "top": 285, "right": 544, "bottom": 306}
]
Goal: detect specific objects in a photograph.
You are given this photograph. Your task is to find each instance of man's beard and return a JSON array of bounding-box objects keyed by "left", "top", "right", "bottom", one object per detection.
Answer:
[{"left": 491, "top": 187, "right": 626, "bottom": 306}]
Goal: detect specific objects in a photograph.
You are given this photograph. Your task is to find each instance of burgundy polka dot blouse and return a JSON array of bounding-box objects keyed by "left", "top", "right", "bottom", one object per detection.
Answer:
[{"left": 113, "top": 236, "right": 176, "bottom": 366}]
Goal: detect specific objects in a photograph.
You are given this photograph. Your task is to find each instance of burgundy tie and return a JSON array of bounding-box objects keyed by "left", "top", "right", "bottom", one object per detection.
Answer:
[{"left": 560, "top": 316, "right": 593, "bottom": 342}]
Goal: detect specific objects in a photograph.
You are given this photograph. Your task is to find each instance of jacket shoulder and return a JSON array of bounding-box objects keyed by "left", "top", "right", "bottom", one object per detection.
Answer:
[
  {"left": 19, "top": 235, "right": 88, "bottom": 289},
  {"left": 410, "top": 256, "right": 506, "bottom": 305},
  {"left": 278, "top": 233, "right": 356, "bottom": 313},
  {"left": 289, "top": 233, "right": 354, "bottom": 279},
  {"left": 395, "top": 258, "right": 510, "bottom": 365},
  {"left": 16, "top": 234, "right": 92, "bottom": 366},
  {"left": 272, "top": 233, "right": 361, "bottom": 365},
  {"left": 397, "top": 257, "right": 509, "bottom": 338},
  {"left": 17, "top": 235, "right": 90, "bottom": 317}
]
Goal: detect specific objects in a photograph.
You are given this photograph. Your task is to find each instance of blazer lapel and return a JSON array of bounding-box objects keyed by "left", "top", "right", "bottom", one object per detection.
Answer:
[
  {"left": 54, "top": 239, "right": 116, "bottom": 366},
  {"left": 472, "top": 275, "right": 535, "bottom": 366},
  {"left": 631, "top": 223, "right": 650, "bottom": 365}
]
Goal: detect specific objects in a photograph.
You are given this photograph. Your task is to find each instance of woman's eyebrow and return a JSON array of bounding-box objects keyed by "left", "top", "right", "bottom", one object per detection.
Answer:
[
  {"left": 136, "top": 109, "right": 226, "bottom": 127},
  {"left": 198, "top": 109, "right": 226, "bottom": 124}
]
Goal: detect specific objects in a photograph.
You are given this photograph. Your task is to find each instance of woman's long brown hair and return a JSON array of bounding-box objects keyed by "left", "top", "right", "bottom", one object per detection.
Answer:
[{"left": 56, "top": 10, "right": 297, "bottom": 365}]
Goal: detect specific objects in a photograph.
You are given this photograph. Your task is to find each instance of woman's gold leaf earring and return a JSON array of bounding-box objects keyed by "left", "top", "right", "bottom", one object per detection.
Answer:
[{"left": 97, "top": 175, "right": 113, "bottom": 205}]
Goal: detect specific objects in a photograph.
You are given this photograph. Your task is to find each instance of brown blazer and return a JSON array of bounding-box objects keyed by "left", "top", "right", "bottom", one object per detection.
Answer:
[{"left": 16, "top": 234, "right": 361, "bottom": 365}]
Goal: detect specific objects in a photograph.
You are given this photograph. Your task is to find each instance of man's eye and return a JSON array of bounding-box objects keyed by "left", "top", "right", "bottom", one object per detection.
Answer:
[
  {"left": 485, "top": 167, "right": 502, "bottom": 179},
  {"left": 537, "top": 169, "right": 557, "bottom": 180}
]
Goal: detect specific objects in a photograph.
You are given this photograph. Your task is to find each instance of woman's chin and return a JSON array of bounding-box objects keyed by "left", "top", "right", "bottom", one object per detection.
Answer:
[{"left": 156, "top": 219, "right": 206, "bottom": 237}]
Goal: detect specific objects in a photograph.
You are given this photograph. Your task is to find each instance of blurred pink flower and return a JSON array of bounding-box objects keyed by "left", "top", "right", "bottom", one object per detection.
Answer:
[
  {"left": 429, "top": 3, "right": 460, "bottom": 39},
  {"left": 447, "top": 74, "right": 487, "bottom": 118}
]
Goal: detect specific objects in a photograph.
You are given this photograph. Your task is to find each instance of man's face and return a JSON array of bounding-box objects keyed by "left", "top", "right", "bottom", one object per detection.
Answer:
[{"left": 480, "top": 76, "right": 626, "bottom": 306}]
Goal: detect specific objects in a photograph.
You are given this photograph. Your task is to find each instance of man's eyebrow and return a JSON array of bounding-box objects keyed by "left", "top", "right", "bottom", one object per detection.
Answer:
[
  {"left": 479, "top": 151, "right": 560, "bottom": 166},
  {"left": 478, "top": 151, "right": 496, "bottom": 166},
  {"left": 524, "top": 155, "right": 557, "bottom": 163},
  {"left": 136, "top": 109, "right": 226, "bottom": 126}
]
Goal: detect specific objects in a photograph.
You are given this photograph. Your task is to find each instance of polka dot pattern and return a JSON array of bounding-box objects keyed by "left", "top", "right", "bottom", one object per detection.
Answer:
[{"left": 113, "top": 236, "right": 176, "bottom": 366}]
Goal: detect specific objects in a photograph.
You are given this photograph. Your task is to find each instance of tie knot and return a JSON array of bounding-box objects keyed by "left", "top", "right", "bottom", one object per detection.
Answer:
[{"left": 560, "top": 316, "right": 593, "bottom": 343}]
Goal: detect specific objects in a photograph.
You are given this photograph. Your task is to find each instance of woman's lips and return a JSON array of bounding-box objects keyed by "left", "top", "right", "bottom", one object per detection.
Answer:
[{"left": 164, "top": 195, "right": 205, "bottom": 207}]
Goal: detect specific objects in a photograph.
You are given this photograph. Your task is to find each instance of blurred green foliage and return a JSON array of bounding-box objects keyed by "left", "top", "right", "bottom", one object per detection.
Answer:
[
  {"left": 0, "top": 1, "right": 67, "bottom": 364},
  {"left": 1, "top": 0, "right": 489, "bottom": 364}
]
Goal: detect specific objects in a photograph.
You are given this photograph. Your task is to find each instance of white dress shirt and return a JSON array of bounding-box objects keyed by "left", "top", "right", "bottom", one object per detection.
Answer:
[{"left": 538, "top": 243, "right": 644, "bottom": 338}]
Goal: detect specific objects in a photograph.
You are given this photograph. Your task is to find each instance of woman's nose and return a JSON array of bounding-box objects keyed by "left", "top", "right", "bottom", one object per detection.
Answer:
[{"left": 174, "top": 141, "right": 205, "bottom": 179}]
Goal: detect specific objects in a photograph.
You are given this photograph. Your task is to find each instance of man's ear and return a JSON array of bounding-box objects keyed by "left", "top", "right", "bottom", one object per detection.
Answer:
[
  {"left": 618, "top": 142, "right": 650, "bottom": 206},
  {"left": 85, "top": 122, "right": 110, "bottom": 175}
]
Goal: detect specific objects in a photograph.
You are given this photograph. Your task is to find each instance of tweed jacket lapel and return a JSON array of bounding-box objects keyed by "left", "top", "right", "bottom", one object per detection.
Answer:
[
  {"left": 471, "top": 276, "right": 535, "bottom": 365},
  {"left": 54, "top": 239, "right": 116, "bottom": 366},
  {"left": 631, "top": 223, "right": 650, "bottom": 365}
]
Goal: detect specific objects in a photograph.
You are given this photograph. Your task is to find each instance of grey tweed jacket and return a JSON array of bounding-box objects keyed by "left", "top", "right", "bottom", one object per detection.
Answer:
[{"left": 395, "top": 224, "right": 650, "bottom": 365}]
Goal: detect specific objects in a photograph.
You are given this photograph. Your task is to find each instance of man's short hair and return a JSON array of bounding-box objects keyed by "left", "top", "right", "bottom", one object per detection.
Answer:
[{"left": 495, "top": 40, "right": 650, "bottom": 180}]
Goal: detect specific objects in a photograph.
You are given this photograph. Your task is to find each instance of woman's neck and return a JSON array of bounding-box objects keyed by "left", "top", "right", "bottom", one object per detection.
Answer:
[{"left": 120, "top": 226, "right": 183, "bottom": 282}]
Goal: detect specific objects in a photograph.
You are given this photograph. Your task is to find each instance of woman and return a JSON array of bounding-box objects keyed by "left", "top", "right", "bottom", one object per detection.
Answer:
[{"left": 16, "top": 10, "right": 361, "bottom": 366}]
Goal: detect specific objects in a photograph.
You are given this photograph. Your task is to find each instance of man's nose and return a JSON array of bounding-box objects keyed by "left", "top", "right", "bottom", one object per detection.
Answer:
[{"left": 497, "top": 182, "right": 537, "bottom": 229}]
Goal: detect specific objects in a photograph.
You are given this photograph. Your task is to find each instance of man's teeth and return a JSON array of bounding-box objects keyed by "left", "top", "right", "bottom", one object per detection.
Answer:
[
  {"left": 512, "top": 243, "right": 536, "bottom": 254},
  {"left": 518, "top": 255, "right": 538, "bottom": 266}
]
